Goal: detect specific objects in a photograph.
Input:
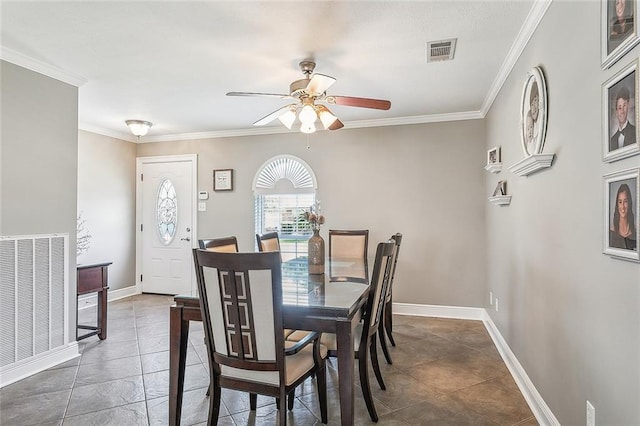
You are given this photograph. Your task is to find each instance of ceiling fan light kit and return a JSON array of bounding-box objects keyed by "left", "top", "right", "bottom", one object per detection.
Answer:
[{"left": 226, "top": 60, "right": 391, "bottom": 134}]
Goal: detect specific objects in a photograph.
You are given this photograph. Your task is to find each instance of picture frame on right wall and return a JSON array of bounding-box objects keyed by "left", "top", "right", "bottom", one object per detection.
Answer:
[
  {"left": 602, "top": 0, "right": 640, "bottom": 69},
  {"left": 604, "top": 168, "right": 639, "bottom": 261},
  {"left": 602, "top": 59, "right": 640, "bottom": 162}
]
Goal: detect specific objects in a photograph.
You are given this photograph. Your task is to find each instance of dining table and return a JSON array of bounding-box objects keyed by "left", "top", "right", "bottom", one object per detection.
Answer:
[{"left": 168, "top": 256, "right": 371, "bottom": 426}]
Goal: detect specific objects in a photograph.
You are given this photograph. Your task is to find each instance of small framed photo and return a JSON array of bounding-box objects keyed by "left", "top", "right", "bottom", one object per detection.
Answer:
[
  {"left": 602, "top": 0, "right": 640, "bottom": 69},
  {"left": 604, "top": 168, "right": 639, "bottom": 260},
  {"left": 487, "top": 146, "right": 501, "bottom": 165},
  {"left": 520, "top": 67, "right": 548, "bottom": 157},
  {"left": 492, "top": 180, "right": 507, "bottom": 197},
  {"left": 603, "top": 59, "right": 640, "bottom": 162},
  {"left": 213, "top": 169, "right": 233, "bottom": 191}
]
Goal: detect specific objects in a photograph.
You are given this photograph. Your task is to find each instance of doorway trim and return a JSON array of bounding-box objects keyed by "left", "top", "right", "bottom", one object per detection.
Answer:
[{"left": 135, "top": 154, "right": 198, "bottom": 294}]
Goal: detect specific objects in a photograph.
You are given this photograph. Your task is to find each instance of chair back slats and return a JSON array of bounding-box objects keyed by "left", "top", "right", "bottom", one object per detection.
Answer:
[
  {"left": 361, "top": 241, "right": 395, "bottom": 336},
  {"left": 329, "top": 230, "right": 369, "bottom": 259},
  {"left": 386, "top": 233, "right": 402, "bottom": 300},
  {"left": 193, "top": 249, "right": 283, "bottom": 377},
  {"left": 198, "top": 236, "right": 239, "bottom": 253},
  {"left": 256, "top": 232, "right": 280, "bottom": 252}
]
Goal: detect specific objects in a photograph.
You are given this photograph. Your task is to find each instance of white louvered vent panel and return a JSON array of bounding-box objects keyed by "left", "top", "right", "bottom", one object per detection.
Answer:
[
  {"left": 0, "top": 235, "right": 67, "bottom": 368},
  {"left": 17, "top": 239, "right": 34, "bottom": 361},
  {"left": 34, "top": 238, "right": 50, "bottom": 354},
  {"left": 50, "top": 237, "right": 65, "bottom": 348},
  {"left": 426, "top": 38, "right": 457, "bottom": 62},
  {"left": 0, "top": 241, "right": 16, "bottom": 368}
]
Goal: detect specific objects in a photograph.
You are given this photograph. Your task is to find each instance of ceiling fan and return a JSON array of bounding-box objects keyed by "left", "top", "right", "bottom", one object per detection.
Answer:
[{"left": 226, "top": 60, "right": 391, "bottom": 133}]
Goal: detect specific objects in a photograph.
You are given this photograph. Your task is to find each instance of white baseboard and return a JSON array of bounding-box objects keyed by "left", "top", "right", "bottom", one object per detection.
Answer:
[
  {"left": 392, "top": 302, "right": 558, "bottom": 426},
  {"left": 0, "top": 342, "right": 80, "bottom": 388},
  {"left": 393, "top": 302, "right": 486, "bottom": 320},
  {"left": 78, "top": 285, "right": 140, "bottom": 310},
  {"left": 482, "top": 313, "right": 560, "bottom": 426}
]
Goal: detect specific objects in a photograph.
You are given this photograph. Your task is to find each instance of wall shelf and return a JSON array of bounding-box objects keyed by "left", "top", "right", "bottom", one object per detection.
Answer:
[
  {"left": 508, "top": 154, "right": 555, "bottom": 177},
  {"left": 488, "top": 195, "right": 512, "bottom": 205},
  {"left": 484, "top": 163, "right": 502, "bottom": 173}
]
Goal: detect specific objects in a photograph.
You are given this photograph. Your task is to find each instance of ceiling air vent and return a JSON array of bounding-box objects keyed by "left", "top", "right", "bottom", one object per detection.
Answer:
[{"left": 426, "top": 38, "right": 457, "bottom": 62}]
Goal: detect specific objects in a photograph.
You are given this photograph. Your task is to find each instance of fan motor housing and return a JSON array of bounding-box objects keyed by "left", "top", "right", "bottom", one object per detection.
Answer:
[{"left": 289, "top": 79, "right": 310, "bottom": 98}]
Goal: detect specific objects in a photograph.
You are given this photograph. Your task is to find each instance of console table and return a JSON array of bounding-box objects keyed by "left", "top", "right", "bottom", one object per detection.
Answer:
[{"left": 76, "top": 262, "right": 112, "bottom": 341}]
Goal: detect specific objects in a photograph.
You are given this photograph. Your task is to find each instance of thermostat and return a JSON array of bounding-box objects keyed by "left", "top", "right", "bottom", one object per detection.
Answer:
[{"left": 198, "top": 191, "right": 209, "bottom": 200}]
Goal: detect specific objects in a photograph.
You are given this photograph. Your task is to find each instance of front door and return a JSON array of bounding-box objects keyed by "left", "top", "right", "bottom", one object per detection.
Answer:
[{"left": 139, "top": 156, "right": 196, "bottom": 295}]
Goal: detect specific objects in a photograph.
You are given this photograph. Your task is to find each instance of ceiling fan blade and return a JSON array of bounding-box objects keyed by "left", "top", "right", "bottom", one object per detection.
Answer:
[
  {"left": 305, "top": 74, "right": 336, "bottom": 95},
  {"left": 253, "top": 105, "right": 295, "bottom": 126},
  {"left": 227, "top": 91, "right": 292, "bottom": 99},
  {"left": 327, "top": 95, "right": 391, "bottom": 110},
  {"left": 329, "top": 118, "right": 344, "bottom": 130}
]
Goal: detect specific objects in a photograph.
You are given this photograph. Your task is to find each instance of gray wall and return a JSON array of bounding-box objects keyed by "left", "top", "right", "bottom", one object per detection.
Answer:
[
  {"left": 1, "top": 60, "right": 79, "bottom": 339},
  {"left": 485, "top": 2, "right": 640, "bottom": 424},
  {"left": 77, "top": 130, "right": 137, "bottom": 291},
  {"left": 137, "top": 120, "right": 488, "bottom": 307}
]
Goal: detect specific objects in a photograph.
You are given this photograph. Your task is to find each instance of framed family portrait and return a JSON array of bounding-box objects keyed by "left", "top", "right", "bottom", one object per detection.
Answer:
[
  {"left": 520, "top": 67, "right": 548, "bottom": 157},
  {"left": 602, "top": 0, "right": 640, "bottom": 69},
  {"left": 213, "top": 169, "right": 233, "bottom": 191},
  {"left": 602, "top": 59, "right": 640, "bottom": 162},
  {"left": 487, "top": 146, "right": 501, "bottom": 165},
  {"left": 603, "top": 168, "right": 639, "bottom": 261}
]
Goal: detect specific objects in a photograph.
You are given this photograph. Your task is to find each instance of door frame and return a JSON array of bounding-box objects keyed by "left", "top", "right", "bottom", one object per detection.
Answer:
[{"left": 135, "top": 154, "right": 198, "bottom": 295}]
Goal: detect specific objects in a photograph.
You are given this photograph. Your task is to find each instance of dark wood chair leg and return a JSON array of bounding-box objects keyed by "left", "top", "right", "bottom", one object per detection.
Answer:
[
  {"left": 278, "top": 390, "right": 287, "bottom": 425},
  {"left": 370, "top": 334, "right": 386, "bottom": 390},
  {"left": 385, "top": 300, "right": 396, "bottom": 346},
  {"left": 358, "top": 344, "right": 379, "bottom": 422},
  {"left": 209, "top": 378, "right": 222, "bottom": 424},
  {"left": 287, "top": 390, "right": 295, "bottom": 410},
  {"left": 316, "top": 365, "right": 328, "bottom": 424},
  {"left": 379, "top": 318, "right": 393, "bottom": 365},
  {"left": 249, "top": 393, "right": 257, "bottom": 410}
]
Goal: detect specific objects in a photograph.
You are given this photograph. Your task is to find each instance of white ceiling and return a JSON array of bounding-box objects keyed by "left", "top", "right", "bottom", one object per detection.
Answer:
[{"left": 0, "top": 1, "right": 547, "bottom": 142}]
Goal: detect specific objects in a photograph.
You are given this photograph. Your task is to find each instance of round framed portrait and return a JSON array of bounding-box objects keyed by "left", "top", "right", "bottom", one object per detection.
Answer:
[{"left": 520, "top": 67, "right": 548, "bottom": 157}]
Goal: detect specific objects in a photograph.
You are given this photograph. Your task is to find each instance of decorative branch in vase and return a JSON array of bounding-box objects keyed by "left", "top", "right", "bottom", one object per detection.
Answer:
[{"left": 305, "top": 201, "right": 325, "bottom": 274}]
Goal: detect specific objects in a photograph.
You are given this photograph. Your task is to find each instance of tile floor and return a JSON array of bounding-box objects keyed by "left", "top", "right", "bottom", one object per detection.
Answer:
[{"left": 0, "top": 294, "right": 537, "bottom": 425}]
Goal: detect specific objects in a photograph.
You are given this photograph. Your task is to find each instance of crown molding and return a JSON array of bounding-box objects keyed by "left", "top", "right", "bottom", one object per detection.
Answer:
[
  {"left": 81, "top": 111, "right": 485, "bottom": 143},
  {"left": 1, "top": 47, "right": 88, "bottom": 87},
  {"left": 480, "top": 0, "right": 553, "bottom": 116}
]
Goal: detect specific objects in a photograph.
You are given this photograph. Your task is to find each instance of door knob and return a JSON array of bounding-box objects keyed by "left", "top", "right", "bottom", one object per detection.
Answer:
[{"left": 181, "top": 237, "right": 191, "bottom": 242}]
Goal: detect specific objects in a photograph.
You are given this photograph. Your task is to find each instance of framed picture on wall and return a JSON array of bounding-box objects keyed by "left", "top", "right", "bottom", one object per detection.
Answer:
[
  {"left": 487, "top": 146, "right": 501, "bottom": 166},
  {"left": 602, "top": 59, "right": 640, "bottom": 162},
  {"left": 213, "top": 169, "right": 233, "bottom": 191},
  {"left": 492, "top": 180, "right": 506, "bottom": 197},
  {"left": 520, "top": 67, "right": 548, "bottom": 157},
  {"left": 602, "top": 0, "right": 640, "bottom": 69},
  {"left": 603, "top": 168, "right": 639, "bottom": 260}
]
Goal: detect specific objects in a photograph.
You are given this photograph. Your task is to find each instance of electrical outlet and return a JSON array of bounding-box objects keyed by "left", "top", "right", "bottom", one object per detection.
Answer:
[
  {"left": 198, "top": 202, "right": 206, "bottom": 212},
  {"left": 586, "top": 400, "right": 595, "bottom": 426},
  {"left": 495, "top": 298, "right": 499, "bottom": 311},
  {"left": 490, "top": 291, "right": 493, "bottom": 305}
]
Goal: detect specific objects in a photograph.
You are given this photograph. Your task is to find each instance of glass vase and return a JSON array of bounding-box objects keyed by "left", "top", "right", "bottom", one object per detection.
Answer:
[{"left": 308, "top": 229, "right": 325, "bottom": 275}]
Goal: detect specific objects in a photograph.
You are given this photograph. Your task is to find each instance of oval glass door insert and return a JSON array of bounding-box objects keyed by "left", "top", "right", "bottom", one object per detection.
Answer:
[{"left": 156, "top": 178, "right": 178, "bottom": 244}]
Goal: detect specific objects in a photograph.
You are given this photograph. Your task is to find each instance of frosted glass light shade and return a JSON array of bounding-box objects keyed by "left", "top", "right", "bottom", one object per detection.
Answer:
[
  {"left": 298, "top": 105, "right": 317, "bottom": 125},
  {"left": 278, "top": 109, "right": 296, "bottom": 129},
  {"left": 318, "top": 110, "right": 338, "bottom": 129},
  {"left": 125, "top": 120, "right": 153, "bottom": 137}
]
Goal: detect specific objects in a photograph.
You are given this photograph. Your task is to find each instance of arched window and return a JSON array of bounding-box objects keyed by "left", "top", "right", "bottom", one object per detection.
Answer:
[{"left": 253, "top": 155, "right": 317, "bottom": 261}]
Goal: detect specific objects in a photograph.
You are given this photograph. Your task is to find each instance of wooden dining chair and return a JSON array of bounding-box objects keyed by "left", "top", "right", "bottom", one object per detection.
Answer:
[
  {"left": 198, "top": 236, "right": 239, "bottom": 253},
  {"left": 256, "top": 231, "right": 281, "bottom": 252},
  {"left": 287, "top": 239, "right": 395, "bottom": 422},
  {"left": 328, "top": 229, "right": 369, "bottom": 283},
  {"left": 192, "top": 249, "right": 328, "bottom": 425},
  {"left": 379, "top": 233, "right": 402, "bottom": 365}
]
